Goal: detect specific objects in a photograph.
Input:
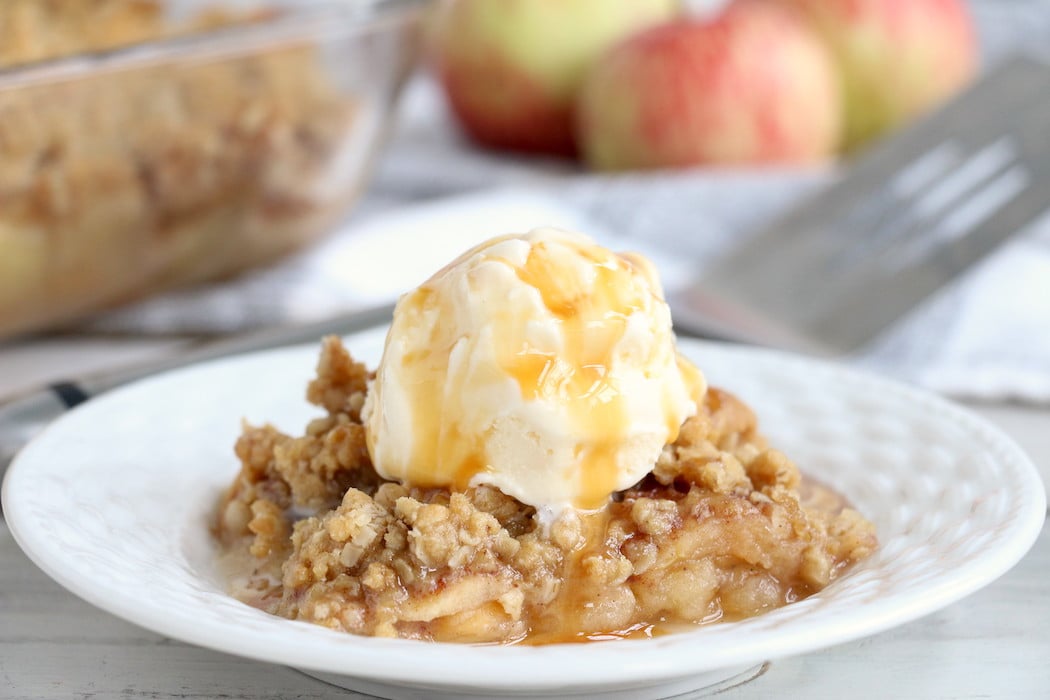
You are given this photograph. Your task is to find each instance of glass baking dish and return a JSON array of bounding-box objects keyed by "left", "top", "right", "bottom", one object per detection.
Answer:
[{"left": 0, "top": 0, "right": 423, "bottom": 338}]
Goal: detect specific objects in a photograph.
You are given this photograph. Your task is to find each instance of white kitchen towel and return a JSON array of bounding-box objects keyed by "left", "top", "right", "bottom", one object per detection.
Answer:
[{"left": 84, "top": 182, "right": 1050, "bottom": 404}]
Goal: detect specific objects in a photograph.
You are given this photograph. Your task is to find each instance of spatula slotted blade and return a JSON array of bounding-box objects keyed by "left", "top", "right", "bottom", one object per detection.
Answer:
[{"left": 670, "top": 56, "right": 1050, "bottom": 356}]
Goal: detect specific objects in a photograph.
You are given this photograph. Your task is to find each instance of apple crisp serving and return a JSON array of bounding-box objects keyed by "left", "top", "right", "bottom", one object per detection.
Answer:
[{"left": 215, "top": 336, "right": 877, "bottom": 644}]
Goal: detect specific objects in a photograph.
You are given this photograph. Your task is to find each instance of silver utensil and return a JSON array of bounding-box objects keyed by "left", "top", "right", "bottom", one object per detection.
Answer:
[
  {"left": 0, "top": 304, "right": 395, "bottom": 483},
  {"left": 669, "top": 55, "right": 1050, "bottom": 355}
]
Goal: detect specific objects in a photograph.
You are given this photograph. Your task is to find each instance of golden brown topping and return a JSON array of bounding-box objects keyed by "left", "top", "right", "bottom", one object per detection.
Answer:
[
  {"left": 215, "top": 337, "right": 877, "bottom": 643},
  {"left": 306, "top": 336, "right": 372, "bottom": 419}
]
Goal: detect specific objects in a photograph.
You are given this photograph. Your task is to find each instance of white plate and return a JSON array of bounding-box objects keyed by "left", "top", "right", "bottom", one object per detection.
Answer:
[{"left": 3, "top": 330, "right": 1045, "bottom": 700}]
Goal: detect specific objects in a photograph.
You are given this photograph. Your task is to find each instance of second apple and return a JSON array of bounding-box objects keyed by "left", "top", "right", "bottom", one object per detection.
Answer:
[{"left": 576, "top": 0, "right": 842, "bottom": 170}]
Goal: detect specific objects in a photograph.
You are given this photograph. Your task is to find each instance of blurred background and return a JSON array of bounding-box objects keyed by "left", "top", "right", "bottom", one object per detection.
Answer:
[{"left": 1, "top": 0, "right": 1049, "bottom": 402}]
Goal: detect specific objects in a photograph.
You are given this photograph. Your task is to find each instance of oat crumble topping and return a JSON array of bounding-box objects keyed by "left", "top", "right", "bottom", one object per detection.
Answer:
[{"left": 215, "top": 336, "right": 877, "bottom": 643}]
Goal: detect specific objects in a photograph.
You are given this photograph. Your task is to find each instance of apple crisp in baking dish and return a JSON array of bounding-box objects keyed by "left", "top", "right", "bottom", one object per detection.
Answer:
[{"left": 0, "top": 1, "right": 365, "bottom": 337}]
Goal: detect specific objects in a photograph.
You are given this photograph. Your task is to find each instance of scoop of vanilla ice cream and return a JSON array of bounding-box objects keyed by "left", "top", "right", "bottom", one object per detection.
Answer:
[{"left": 362, "top": 227, "right": 705, "bottom": 512}]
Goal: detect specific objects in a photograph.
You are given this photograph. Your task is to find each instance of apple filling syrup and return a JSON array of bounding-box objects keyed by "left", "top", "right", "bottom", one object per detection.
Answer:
[{"left": 215, "top": 336, "right": 876, "bottom": 644}]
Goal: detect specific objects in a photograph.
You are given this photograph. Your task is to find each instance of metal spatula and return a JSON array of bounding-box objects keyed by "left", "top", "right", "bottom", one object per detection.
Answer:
[{"left": 669, "top": 55, "right": 1050, "bottom": 356}]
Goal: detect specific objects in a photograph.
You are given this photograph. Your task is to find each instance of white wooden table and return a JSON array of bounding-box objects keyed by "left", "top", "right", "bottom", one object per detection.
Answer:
[{"left": 0, "top": 336, "right": 1047, "bottom": 699}]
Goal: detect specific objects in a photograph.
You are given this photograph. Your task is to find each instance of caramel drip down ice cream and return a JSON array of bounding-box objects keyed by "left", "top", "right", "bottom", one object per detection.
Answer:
[{"left": 362, "top": 228, "right": 705, "bottom": 513}]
